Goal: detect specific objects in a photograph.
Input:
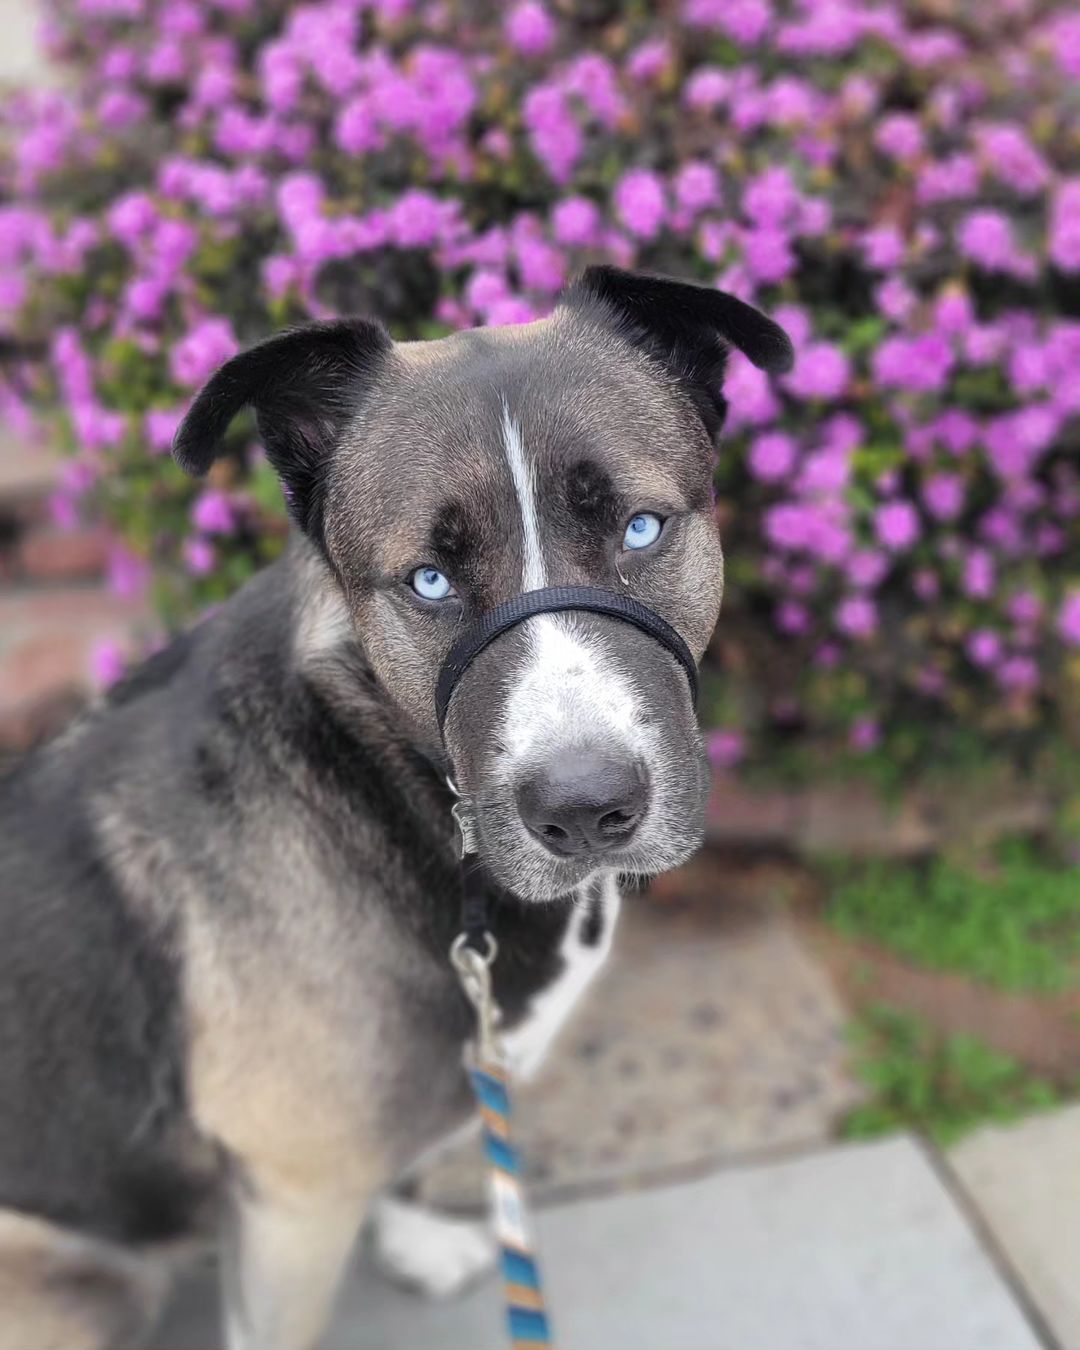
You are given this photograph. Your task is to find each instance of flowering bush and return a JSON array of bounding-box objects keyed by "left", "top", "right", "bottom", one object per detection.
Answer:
[{"left": 3, "top": 0, "right": 1080, "bottom": 780}]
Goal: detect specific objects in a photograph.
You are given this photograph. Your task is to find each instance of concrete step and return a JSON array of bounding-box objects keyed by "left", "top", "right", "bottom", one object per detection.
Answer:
[
  {"left": 159, "top": 1135, "right": 1044, "bottom": 1350},
  {"left": 950, "top": 1104, "right": 1080, "bottom": 1350}
]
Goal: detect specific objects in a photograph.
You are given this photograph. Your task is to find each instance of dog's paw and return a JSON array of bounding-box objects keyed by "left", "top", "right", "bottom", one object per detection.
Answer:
[{"left": 370, "top": 1197, "right": 497, "bottom": 1299}]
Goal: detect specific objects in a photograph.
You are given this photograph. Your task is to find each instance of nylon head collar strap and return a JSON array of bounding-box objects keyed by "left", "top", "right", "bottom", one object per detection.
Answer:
[
  {"left": 440, "top": 585, "right": 699, "bottom": 954},
  {"left": 435, "top": 584, "right": 699, "bottom": 737}
]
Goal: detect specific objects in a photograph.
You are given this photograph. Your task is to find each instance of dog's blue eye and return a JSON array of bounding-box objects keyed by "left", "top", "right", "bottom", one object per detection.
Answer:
[
  {"left": 411, "top": 567, "right": 453, "bottom": 600},
  {"left": 623, "top": 513, "right": 662, "bottom": 550}
]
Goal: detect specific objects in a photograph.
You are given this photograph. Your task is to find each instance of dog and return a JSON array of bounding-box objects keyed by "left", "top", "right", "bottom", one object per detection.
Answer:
[{"left": 0, "top": 266, "right": 791, "bottom": 1350}]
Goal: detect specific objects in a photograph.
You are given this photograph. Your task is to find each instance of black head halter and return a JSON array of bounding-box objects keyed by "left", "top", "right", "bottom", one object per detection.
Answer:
[
  {"left": 435, "top": 585, "right": 698, "bottom": 737},
  {"left": 438, "top": 584, "right": 699, "bottom": 952}
]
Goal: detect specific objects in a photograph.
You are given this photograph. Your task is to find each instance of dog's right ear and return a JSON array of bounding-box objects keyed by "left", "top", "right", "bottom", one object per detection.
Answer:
[{"left": 172, "top": 318, "right": 392, "bottom": 542}]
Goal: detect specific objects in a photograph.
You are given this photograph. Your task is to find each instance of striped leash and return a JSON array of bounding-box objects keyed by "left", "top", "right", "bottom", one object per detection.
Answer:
[{"left": 451, "top": 930, "right": 555, "bottom": 1349}]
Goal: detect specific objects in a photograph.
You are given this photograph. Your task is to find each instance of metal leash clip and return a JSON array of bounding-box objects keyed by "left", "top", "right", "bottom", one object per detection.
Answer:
[
  {"left": 450, "top": 931, "right": 502, "bottom": 1066},
  {"left": 451, "top": 799, "right": 479, "bottom": 859}
]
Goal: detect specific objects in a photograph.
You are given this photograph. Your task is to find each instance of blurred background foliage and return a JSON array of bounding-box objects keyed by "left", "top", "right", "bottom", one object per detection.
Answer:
[{"left": 2, "top": 0, "right": 1079, "bottom": 796}]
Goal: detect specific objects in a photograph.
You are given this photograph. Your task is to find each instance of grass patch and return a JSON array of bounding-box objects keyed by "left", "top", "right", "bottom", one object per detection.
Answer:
[
  {"left": 843, "top": 1005, "right": 1063, "bottom": 1147},
  {"left": 825, "top": 838, "right": 1080, "bottom": 993}
]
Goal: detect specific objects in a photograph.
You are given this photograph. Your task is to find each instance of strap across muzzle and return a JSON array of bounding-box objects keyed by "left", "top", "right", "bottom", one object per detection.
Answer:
[{"left": 435, "top": 584, "right": 699, "bottom": 737}]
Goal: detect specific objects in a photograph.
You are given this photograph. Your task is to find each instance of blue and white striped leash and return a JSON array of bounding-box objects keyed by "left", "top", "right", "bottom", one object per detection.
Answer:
[
  {"left": 437, "top": 585, "right": 699, "bottom": 1349},
  {"left": 450, "top": 931, "right": 555, "bottom": 1348}
]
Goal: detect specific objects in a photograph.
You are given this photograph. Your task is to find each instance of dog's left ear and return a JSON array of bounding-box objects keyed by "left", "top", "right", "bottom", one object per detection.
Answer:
[
  {"left": 561, "top": 265, "right": 794, "bottom": 440},
  {"left": 172, "top": 318, "right": 392, "bottom": 543}
]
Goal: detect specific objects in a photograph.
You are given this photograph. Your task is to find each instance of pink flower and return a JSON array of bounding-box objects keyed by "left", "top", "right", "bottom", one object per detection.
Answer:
[
  {"left": 98, "top": 90, "right": 149, "bottom": 130},
  {"left": 849, "top": 717, "right": 880, "bottom": 752},
  {"left": 673, "top": 161, "right": 720, "bottom": 214},
  {"left": 917, "top": 153, "right": 979, "bottom": 205},
  {"left": 934, "top": 290, "right": 974, "bottom": 336},
  {"left": 1049, "top": 181, "right": 1080, "bottom": 273},
  {"left": 505, "top": 3, "right": 557, "bottom": 56},
  {"left": 847, "top": 551, "right": 888, "bottom": 590},
  {"left": 784, "top": 342, "right": 849, "bottom": 400},
  {"left": 962, "top": 549, "right": 996, "bottom": 600},
  {"left": 465, "top": 268, "right": 509, "bottom": 315},
  {"left": 742, "top": 166, "right": 799, "bottom": 227},
  {"left": 835, "top": 595, "right": 878, "bottom": 640},
  {"left": 742, "top": 230, "right": 796, "bottom": 282},
  {"left": 183, "top": 536, "right": 216, "bottom": 576},
  {"left": 877, "top": 277, "right": 915, "bottom": 322},
  {"left": 685, "top": 0, "right": 772, "bottom": 45},
  {"left": 191, "top": 489, "right": 236, "bottom": 535},
  {"left": 776, "top": 600, "right": 810, "bottom": 634},
  {"left": 562, "top": 55, "right": 626, "bottom": 127},
  {"left": 107, "top": 544, "right": 149, "bottom": 599},
  {"left": 874, "top": 114, "right": 924, "bottom": 161},
  {"left": 487, "top": 297, "right": 537, "bottom": 326},
  {"left": 522, "top": 85, "right": 581, "bottom": 182},
  {"left": 967, "top": 630, "right": 1002, "bottom": 668},
  {"left": 613, "top": 169, "right": 666, "bottom": 241},
  {"left": 627, "top": 39, "right": 671, "bottom": 83},
  {"left": 922, "top": 473, "right": 965, "bottom": 522},
  {"left": 749, "top": 432, "right": 797, "bottom": 483},
  {"left": 107, "top": 192, "right": 158, "bottom": 249},
  {"left": 997, "top": 656, "right": 1039, "bottom": 693},
  {"left": 956, "top": 209, "right": 1032, "bottom": 276},
  {"left": 170, "top": 318, "right": 238, "bottom": 388},
  {"left": 552, "top": 197, "right": 600, "bottom": 247},
  {"left": 875, "top": 501, "right": 920, "bottom": 551},
  {"left": 934, "top": 409, "right": 979, "bottom": 456},
  {"left": 707, "top": 727, "right": 746, "bottom": 769},
  {"left": 684, "top": 68, "right": 731, "bottom": 111},
  {"left": 873, "top": 334, "right": 954, "bottom": 394},
  {"left": 89, "top": 638, "right": 127, "bottom": 689},
  {"left": 335, "top": 98, "right": 382, "bottom": 156},
  {"left": 263, "top": 255, "right": 297, "bottom": 299},
  {"left": 1008, "top": 592, "right": 1042, "bottom": 627},
  {"left": 975, "top": 123, "right": 1049, "bottom": 196},
  {"left": 724, "top": 357, "right": 781, "bottom": 428},
  {"left": 516, "top": 236, "right": 564, "bottom": 292},
  {"left": 145, "top": 407, "right": 184, "bottom": 454},
  {"left": 861, "top": 225, "right": 905, "bottom": 270},
  {"left": 1058, "top": 593, "right": 1080, "bottom": 647},
  {"left": 72, "top": 402, "right": 126, "bottom": 451},
  {"left": 389, "top": 190, "right": 453, "bottom": 248}
]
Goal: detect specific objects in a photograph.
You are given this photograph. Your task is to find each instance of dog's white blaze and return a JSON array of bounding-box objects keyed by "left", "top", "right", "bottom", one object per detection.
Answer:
[
  {"left": 502, "top": 619, "right": 638, "bottom": 761},
  {"left": 499, "top": 401, "right": 643, "bottom": 779},
  {"left": 501, "top": 876, "right": 620, "bottom": 1081},
  {"left": 502, "top": 403, "right": 545, "bottom": 591}
]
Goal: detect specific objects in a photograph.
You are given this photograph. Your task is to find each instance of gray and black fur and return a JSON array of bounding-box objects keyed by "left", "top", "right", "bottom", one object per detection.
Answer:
[{"left": 0, "top": 267, "right": 791, "bottom": 1350}]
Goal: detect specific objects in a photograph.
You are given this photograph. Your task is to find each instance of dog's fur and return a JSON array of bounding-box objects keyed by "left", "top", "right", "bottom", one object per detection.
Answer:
[{"left": 0, "top": 267, "right": 791, "bottom": 1350}]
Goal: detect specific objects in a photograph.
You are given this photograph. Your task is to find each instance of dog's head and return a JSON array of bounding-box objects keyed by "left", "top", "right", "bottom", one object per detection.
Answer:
[{"left": 175, "top": 267, "right": 792, "bottom": 901}]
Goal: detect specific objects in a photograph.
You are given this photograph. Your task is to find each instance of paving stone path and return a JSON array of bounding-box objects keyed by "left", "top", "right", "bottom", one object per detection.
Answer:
[{"left": 159, "top": 895, "right": 1074, "bottom": 1350}]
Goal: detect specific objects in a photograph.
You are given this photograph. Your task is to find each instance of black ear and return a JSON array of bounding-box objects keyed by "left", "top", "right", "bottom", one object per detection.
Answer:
[
  {"left": 172, "top": 318, "right": 392, "bottom": 542},
  {"left": 561, "top": 265, "right": 794, "bottom": 440}
]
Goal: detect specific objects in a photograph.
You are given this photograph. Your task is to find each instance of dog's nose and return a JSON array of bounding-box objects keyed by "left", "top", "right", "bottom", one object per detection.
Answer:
[{"left": 515, "top": 752, "right": 649, "bottom": 857}]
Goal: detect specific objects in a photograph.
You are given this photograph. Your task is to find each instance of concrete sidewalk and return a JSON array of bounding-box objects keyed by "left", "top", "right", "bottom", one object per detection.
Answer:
[{"left": 160, "top": 1128, "right": 1064, "bottom": 1350}]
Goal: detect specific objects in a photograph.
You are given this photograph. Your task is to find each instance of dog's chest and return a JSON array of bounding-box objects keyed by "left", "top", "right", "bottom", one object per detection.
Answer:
[{"left": 498, "top": 876, "right": 619, "bottom": 1082}]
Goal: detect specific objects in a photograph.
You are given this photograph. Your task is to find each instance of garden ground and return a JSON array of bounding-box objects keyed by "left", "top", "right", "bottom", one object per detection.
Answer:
[{"left": 158, "top": 854, "right": 1079, "bottom": 1350}]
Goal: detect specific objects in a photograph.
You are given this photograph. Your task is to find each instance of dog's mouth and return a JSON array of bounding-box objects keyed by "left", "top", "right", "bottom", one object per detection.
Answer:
[{"left": 467, "top": 740, "right": 709, "bottom": 903}]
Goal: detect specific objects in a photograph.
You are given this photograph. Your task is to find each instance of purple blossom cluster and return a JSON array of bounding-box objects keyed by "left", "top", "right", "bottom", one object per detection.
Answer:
[{"left": 2, "top": 0, "right": 1079, "bottom": 768}]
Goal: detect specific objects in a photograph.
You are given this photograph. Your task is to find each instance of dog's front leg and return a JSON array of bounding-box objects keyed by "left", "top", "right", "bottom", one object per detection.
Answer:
[{"left": 220, "top": 1175, "right": 369, "bottom": 1350}]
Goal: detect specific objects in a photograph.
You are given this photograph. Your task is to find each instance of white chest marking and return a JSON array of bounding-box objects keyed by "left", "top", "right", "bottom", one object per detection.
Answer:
[{"left": 500, "top": 876, "right": 620, "bottom": 1081}]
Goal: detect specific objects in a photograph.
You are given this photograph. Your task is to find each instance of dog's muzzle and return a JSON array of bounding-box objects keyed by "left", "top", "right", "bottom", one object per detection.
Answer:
[
  {"left": 435, "top": 585, "right": 698, "bottom": 736},
  {"left": 438, "top": 586, "right": 699, "bottom": 948}
]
